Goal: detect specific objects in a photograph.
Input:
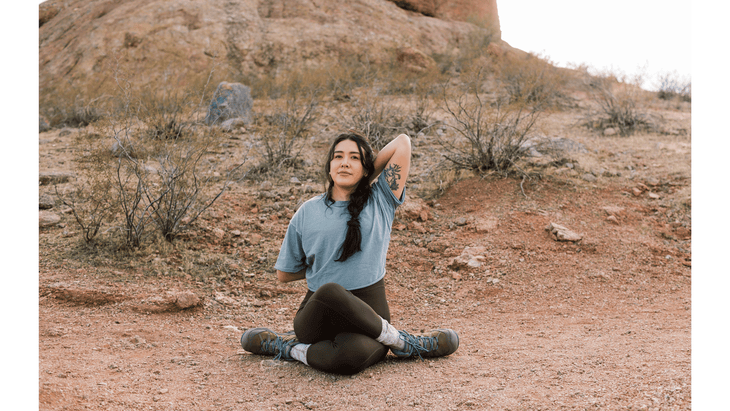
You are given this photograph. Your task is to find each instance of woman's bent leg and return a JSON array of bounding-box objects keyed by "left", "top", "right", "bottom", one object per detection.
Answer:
[
  {"left": 306, "top": 332, "right": 389, "bottom": 375},
  {"left": 294, "top": 282, "right": 385, "bottom": 344}
]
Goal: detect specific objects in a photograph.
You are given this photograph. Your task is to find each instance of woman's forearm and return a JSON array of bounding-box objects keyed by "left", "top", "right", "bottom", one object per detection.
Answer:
[{"left": 277, "top": 269, "right": 306, "bottom": 283}]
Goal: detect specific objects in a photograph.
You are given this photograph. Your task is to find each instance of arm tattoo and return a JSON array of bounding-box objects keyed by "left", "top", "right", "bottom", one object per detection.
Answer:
[{"left": 383, "top": 164, "right": 402, "bottom": 191}]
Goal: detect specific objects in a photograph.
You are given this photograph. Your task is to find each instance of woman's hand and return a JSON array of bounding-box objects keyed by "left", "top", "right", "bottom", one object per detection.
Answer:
[
  {"left": 277, "top": 269, "right": 306, "bottom": 283},
  {"left": 371, "top": 134, "right": 411, "bottom": 200}
]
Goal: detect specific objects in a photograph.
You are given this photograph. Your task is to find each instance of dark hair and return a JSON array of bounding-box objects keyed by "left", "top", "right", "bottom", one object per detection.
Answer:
[{"left": 324, "top": 133, "right": 376, "bottom": 262}]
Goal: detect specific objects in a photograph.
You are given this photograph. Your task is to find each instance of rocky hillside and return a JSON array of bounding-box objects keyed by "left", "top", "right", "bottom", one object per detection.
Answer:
[{"left": 39, "top": 0, "right": 502, "bottom": 93}]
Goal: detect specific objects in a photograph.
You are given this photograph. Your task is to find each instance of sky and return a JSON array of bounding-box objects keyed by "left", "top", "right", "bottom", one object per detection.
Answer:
[
  {"left": 498, "top": 0, "right": 691, "bottom": 91},
  {"left": 5, "top": 0, "right": 728, "bottom": 408}
]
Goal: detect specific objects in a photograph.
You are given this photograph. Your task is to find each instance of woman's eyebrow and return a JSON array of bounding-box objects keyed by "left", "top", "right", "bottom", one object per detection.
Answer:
[{"left": 334, "top": 150, "right": 361, "bottom": 155}]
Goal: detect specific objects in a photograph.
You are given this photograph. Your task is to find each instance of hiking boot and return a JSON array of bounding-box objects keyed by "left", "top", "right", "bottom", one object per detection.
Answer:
[
  {"left": 240, "top": 328, "right": 298, "bottom": 361},
  {"left": 391, "top": 329, "right": 459, "bottom": 359}
]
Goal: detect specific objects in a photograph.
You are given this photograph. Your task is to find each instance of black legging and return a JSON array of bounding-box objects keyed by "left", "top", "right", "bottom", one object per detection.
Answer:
[{"left": 293, "top": 280, "right": 390, "bottom": 375}]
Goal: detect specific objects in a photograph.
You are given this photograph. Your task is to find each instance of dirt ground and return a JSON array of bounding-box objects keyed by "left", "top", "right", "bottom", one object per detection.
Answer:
[{"left": 38, "top": 97, "right": 691, "bottom": 410}]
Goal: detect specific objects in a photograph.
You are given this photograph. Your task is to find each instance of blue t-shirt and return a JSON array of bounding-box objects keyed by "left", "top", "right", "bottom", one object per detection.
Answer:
[{"left": 274, "top": 176, "right": 405, "bottom": 291}]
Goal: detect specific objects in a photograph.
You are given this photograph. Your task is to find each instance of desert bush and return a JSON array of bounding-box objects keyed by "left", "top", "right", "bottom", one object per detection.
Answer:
[
  {"left": 254, "top": 90, "right": 319, "bottom": 173},
  {"left": 495, "top": 53, "right": 570, "bottom": 109},
  {"left": 136, "top": 87, "right": 195, "bottom": 140},
  {"left": 656, "top": 71, "right": 691, "bottom": 102},
  {"left": 55, "top": 153, "right": 118, "bottom": 244},
  {"left": 432, "top": 26, "right": 495, "bottom": 75},
  {"left": 436, "top": 71, "right": 541, "bottom": 173},
  {"left": 582, "top": 70, "right": 653, "bottom": 136},
  {"left": 62, "top": 68, "right": 249, "bottom": 248},
  {"left": 346, "top": 95, "right": 409, "bottom": 150},
  {"left": 40, "top": 92, "right": 105, "bottom": 128}
]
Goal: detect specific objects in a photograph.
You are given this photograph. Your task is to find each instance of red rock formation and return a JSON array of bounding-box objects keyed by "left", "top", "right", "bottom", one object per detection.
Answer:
[
  {"left": 387, "top": 0, "right": 500, "bottom": 36},
  {"left": 39, "top": 0, "right": 503, "bottom": 94}
]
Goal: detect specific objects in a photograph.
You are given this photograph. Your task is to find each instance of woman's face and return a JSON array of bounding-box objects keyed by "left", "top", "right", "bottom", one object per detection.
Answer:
[{"left": 329, "top": 139, "right": 367, "bottom": 193}]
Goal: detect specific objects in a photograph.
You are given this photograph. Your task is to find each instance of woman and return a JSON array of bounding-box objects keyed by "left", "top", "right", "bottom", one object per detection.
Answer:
[{"left": 240, "top": 132, "right": 459, "bottom": 375}]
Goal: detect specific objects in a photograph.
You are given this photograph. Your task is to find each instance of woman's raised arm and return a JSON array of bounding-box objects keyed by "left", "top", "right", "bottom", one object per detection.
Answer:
[{"left": 370, "top": 134, "right": 411, "bottom": 199}]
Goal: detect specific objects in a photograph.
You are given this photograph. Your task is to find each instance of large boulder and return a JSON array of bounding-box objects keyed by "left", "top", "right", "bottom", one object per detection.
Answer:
[
  {"left": 204, "top": 82, "right": 253, "bottom": 126},
  {"left": 39, "top": 0, "right": 504, "bottom": 94}
]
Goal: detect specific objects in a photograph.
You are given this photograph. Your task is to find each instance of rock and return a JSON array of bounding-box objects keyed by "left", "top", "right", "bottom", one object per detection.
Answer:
[
  {"left": 454, "top": 217, "right": 468, "bottom": 226},
  {"left": 39, "top": 172, "right": 75, "bottom": 186},
  {"left": 395, "top": 46, "right": 435, "bottom": 73},
  {"left": 474, "top": 216, "right": 498, "bottom": 233},
  {"left": 110, "top": 138, "right": 139, "bottom": 158},
  {"left": 260, "top": 181, "right": 273, "bottom": 191},
  {"left": 426, "top": 238, "right": 449, "bottom": 253},
  {"left": 604, "top": 127, "right": 617, "bottom": 136},
  {"left": 449, "top": 246, "right": 488, "bottom": 270},
  {"left": 675, "top": 227, "right": 691, "bottom": 240},
  {"left": 606, "top": 215, "right": 619, "bottom": 225},
  {"left": 174, "top": 292, "right": 201, "bottom": 309},
  {"left": 58, "top": 128, "right": 73, "bottom": 137},
  {"left": 231, "top": 230, "right": 242, "bottom": 237},
  {"left": 582, "top": 173, "right": 597, "bottom": 182},
  {"left": 220, "top": 117, "right": 247, "bottom": 132},
  {"left": 545, "top": 222, "right": 582, "bottom": 242},
  {"left": 396, "top": 195, "right": 430, "bottom": 221},
  {"left": 408, "top": 221, "right": 426, "bottom": 234},
  {"left": 212, "top": 228, "right": 225, "bottom": 239},
  {"left": 632, "top": 187, "right": 642, "bottom": 196},
  {"left": 248, "top": 233, "right": 262, "bottom": 245},
  {"left": 40, "top": 0, "right": 498, "bottom": 96},
  {"left": 601, "top": 206, "right": 625, "bottom": 217},
  {"left": 290, "top": 177, "right": 301, "bottom": 184},
  {"left": 39, "top": 194, "right": 55, "bottom": 210},
  {"left": 214, "top": 292, "right": 239, "bottom": 307},
  {"left": 648, "top": 192, "right": 660, "bottom": 199},
  {"left": 40, "top": 115, "right": 51, "bottom": 132},
  {"left": 39, "top": 211, "right": 61, "bottom": 227},
  {"left": 204, "top": 82, "right": 253, "bottom": 126}
]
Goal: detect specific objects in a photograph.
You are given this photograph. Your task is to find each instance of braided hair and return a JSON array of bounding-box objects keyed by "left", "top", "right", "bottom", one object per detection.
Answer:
[{"left": 324, "top": 133, "right": 376, "bottom": 262}]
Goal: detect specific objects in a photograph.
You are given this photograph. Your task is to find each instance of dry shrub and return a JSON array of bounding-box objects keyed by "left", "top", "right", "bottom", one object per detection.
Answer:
[
  {"left": 656, "top": 71, "right": 691, "bottom": 103},
  {"left": 494, "top": 53, "right": 571, "bottom": 109},
  {"left": 346, "top": 94, "right": 409, "bottom": 150},
  {"left": 60, "top": 68, "right": 249, "bottom": 248},
  {"left": 582, "top": 70, "right": 654, "bottom": 136},
  {"left": 247, "top": 69, "right": 322, "bottom": 174},
  {"left": 432, "top": 27, "right": 495, "bottom": 75},
  {"left": 253, "top": 92, "right": 319, "bottom": 173},
  {"left": 436, "top": 69, "right": 541, "bottom": 173},
  {"left": 39, "top": 84, "right": 106, "bottom": 129}
]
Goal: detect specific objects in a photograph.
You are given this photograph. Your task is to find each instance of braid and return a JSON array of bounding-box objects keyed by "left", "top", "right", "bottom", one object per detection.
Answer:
[{"left": 336, "top": 179, "right": 371, "bottom": 262}]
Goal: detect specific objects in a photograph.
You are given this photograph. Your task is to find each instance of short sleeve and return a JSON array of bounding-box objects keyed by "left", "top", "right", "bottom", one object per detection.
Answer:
[
  {"left": 274, "top": 212, "right": 307, "bottom": 273},
  {"left": 373, "top": 174, "right": 406, "bottom": 210}
]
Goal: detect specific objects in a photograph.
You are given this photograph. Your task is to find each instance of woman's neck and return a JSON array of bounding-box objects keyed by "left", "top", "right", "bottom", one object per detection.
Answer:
[{"left": 331, "top": 185, "right": 354, "bottom": 201}]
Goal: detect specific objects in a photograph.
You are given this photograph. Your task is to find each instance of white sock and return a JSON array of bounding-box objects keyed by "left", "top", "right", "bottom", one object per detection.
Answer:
[
  {"left": 290, "top": 343, "right": 310, "bottom": 366},
  {"left": 375, "top": 318, "right": 406, "bottom": 350}
]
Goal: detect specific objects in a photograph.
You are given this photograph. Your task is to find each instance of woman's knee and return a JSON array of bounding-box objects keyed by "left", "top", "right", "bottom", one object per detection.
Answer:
[
  {"left": 311, "top": 282, "right": 349, "bottom": 303},
  {"left": 329, "top": 334, "right": 388, "bottom": 375}
]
